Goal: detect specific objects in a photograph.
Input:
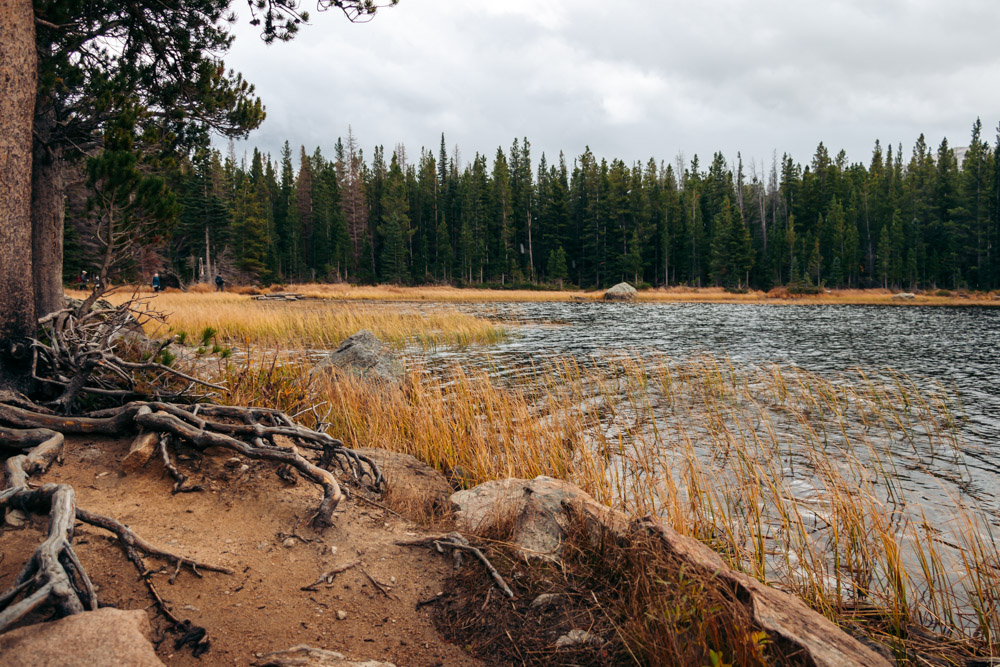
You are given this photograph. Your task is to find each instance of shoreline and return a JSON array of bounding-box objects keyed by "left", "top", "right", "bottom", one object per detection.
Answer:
[{"left": 75, "top": 284, "right": 1000, "bottom": 307}]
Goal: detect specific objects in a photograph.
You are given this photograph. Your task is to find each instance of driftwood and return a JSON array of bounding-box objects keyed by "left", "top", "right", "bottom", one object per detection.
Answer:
[{"left": 0, "top": 299, "right": 383, "bottom": 650}]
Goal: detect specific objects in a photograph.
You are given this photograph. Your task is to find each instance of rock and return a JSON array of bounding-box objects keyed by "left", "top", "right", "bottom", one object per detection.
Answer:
[
  {"left": 353, "top": 448, "right": 453, "bottom": 521},
  {"left": 454, "top": 476, "right": 889, "bottom": 666},
  {"left": 4, "top": 509, "right": 27, "bottom": 528},
  {"left": 336, "top": 610, "right": 348, "bottom": 621},
  {"left": 121, "top": 430, "right": 159, "bottom": 474},
  {"left": 603, "top": 282, "right": 637, "bottom": 301},
  {"left": 450, "top": 476, "right": 626, "bottom": 558},
  {"left": 529, "top": 593, "right": 564, "bottom": 610},
  {"left": 283, "top": 538, "right": 298, "bottom": 548},
  {"left": 253, "top": 645, "right": 395, "bottom": 667},
  {"left": 891, "top": 292, "right": 916, "bottom": 300},
  {"left": 311, "top": 330, "right": 403, "bottom": 384},
  {"left": 554, "top": 628, "right": 603, "bottom": 649},
  {"left": 0, "top": 608, "right": 164, "bottom": 666},
  {"left": 634, "top": 517, "right": 892, "bottom": 667}
]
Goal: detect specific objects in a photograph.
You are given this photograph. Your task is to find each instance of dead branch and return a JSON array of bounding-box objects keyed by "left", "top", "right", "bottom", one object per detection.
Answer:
[
  {"left": 397, "top": 533, "right": 515, "bottom": 599},
  {"left": 361, "top": 567, "right": 393, "bottom": 599},
  {"left": 301, "top": 560, "right": 361, "bottom": 591}
]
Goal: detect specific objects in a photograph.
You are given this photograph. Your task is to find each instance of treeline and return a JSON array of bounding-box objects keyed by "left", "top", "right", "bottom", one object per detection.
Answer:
[{"left": 74, "top": 119, "right": 1000, "bottom": 291}]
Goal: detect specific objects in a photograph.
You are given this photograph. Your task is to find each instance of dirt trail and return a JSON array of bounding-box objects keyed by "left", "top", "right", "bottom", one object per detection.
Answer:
[{"left": 0, "top": 435, "right": 478, "bottom": 666}]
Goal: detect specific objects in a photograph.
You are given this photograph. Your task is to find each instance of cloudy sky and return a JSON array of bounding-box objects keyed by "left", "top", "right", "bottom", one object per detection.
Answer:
[{"left": 224, "top": 0, "right": 1000, "bottom": 173}]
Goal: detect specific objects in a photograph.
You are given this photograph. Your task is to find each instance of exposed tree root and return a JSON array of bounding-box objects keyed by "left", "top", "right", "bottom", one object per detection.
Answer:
[
  {"left": 0, "top": 300, "right": 383, "bottom": 650},
  {"left": 397, "top": 533, "right": 515, "bottom": 599},
  {"left": 0, "top": 424, "right": 230, "bottom": 637}
]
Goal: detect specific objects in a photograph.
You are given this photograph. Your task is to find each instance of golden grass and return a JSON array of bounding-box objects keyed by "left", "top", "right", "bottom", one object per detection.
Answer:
[
  {"left": 68, "top": 289, "right": 506, "bottom": 349},
  {"left": 268, "top": 283, "right": 1000, "bottom": 306},
  {"left": 69, "top": 283, "right": 1000, "bottom": 308},
  {"left": 215, "top": 350, "right": 999, "bottom": 659}
]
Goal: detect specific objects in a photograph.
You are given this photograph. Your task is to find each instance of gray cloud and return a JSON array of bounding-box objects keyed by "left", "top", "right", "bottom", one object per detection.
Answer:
[{"left": 224, "top": 0, "right": 1000, "bottom": 171}]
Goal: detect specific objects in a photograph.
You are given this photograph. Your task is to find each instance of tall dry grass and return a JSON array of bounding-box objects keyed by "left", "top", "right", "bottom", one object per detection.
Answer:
[
  {"left": 266, "top": 283, "right": 1000, "bottom": 306},
  {"left": 76, "top": 290, "right": 506, "bottom": 349},
  {"left": 216, "top": 351, "right": 1000, "bottom": 659}
]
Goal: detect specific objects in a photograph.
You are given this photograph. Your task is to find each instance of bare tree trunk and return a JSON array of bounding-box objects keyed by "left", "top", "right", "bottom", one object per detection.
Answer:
[
  {"left": 0, "top": 0, "right": 38, "bottom": 369},
  {"left": 204, "top": 226, "right": 212, "bottom": 282},
  {"left": 31, "top": 104, "right": 66, "bottom": 318}
]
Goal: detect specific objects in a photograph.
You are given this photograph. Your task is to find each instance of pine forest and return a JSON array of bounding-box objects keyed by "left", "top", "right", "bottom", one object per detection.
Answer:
[{"left": 68, "top": 120, "right": 1000, "bottom": 293}]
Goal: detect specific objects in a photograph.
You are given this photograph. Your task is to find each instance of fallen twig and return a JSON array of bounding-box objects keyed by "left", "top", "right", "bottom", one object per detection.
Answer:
[{"left": 301, "top": 560, "right": 362, "bottom": 591}]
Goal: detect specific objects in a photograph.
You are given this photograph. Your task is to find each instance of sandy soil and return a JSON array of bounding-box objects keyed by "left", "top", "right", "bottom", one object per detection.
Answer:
[{"left": 0, "top": 435, "right": 478, "bottom": 666}]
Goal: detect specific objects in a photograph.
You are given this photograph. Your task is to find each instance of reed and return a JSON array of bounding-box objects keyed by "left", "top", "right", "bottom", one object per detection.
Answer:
[{"left": 216, "top": 351, "right": 1000, "bottom": 661}]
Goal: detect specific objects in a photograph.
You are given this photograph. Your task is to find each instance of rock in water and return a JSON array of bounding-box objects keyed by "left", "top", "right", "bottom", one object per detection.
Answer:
[
  {"left": 603, "top": 282, "right": 637, "bottom": 301},
  {"left": 311, "top": 330, "right": 403, "bottom": 384},
  {"left": 0, "top": 608, "right": 164, "bottom": 666}
]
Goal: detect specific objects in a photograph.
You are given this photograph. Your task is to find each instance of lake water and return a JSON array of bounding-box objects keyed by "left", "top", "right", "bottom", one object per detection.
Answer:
[{"left": 431, "top": 301, "right": 1000, "bottom": 448}]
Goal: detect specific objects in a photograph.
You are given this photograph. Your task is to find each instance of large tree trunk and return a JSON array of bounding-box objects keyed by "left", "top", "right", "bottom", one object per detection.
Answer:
[
  {"left": 0, "top": 0, "right": 38, "bottom": 365},
  {"left": 32, "top": 102, "right": 66, "bottom": 317}
]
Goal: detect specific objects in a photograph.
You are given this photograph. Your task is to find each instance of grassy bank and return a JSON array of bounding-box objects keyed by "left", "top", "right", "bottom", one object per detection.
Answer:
[
  {"left": 212, "top": 348, "right": 999, "bottom": 664},
  {"left": 74, "top": 282, "right": 1000, "bottom": 306},
  {"left": 266, "top": 282, "right": 1000, "bottom": 306},
  {"left": 67, "top": 289, "right": 506, "bottom": 349}
]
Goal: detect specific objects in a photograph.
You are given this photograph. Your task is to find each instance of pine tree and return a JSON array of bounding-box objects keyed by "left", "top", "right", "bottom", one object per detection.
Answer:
[
  {"left": 546, "top": 246, "right": 569, "bottom": 287},
  {"left": 378, "top": 153, "right": 409, "bottom": 284}
]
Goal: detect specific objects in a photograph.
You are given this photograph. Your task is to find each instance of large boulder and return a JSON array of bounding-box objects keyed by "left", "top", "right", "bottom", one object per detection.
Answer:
[
  {"left": 311, "top": 330, "right": 403, "bottom": 383},
  {"left": 254, "top": 645, "right": 395, "bottom": 667},
  {"left": 0, "top": 608, "right": 164, "bottom": 666},
  {"left": 451, "top": 476, "right": 890, "bottom": 667},
  {"left": 352, "top": 448, "right": 453, "bottom": 521},
  {"left": 603, "top": 282, "right": 637, "bottom": 301},
  {"left": 450, "top": 476, "right": 624, "bottom": 557}
]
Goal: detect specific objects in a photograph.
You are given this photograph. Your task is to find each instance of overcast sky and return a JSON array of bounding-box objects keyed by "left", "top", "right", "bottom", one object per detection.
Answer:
[{"left": 224, "top": 0, "right": 1000, "bottom": 174}]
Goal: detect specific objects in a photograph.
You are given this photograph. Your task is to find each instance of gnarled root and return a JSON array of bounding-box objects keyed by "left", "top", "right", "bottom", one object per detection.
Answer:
[{"left": 0, "top": 420, "right": 229, "bottom": 638}]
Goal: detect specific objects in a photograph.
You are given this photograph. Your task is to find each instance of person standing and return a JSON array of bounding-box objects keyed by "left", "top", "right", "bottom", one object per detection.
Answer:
[
  {"left": 215, "top": 274, "right": 225, "bottom": 292},
  {"left": 151, "top": 273, "right": 161, "bottom": 293}
]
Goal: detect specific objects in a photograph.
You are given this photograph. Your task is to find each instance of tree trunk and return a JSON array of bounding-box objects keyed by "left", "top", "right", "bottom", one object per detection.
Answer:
[
  {"left": 0, "top": 0, "right": 38, "bottom": 363},
  {"left": 32, "top": 102, "right": 66, "bottom": 317}
]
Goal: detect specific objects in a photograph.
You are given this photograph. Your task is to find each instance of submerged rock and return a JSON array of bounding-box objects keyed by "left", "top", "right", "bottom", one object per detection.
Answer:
[
  {"left": 311, "top": 330, "right": 403, "bottom": 384},
  {"left": 603, "top": 282, "right": 637, "bottom": 301}
]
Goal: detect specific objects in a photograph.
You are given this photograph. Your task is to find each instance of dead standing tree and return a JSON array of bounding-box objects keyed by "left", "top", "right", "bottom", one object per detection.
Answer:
[{"left": 0, "top": 298, "right": 384, "bottom": 646}]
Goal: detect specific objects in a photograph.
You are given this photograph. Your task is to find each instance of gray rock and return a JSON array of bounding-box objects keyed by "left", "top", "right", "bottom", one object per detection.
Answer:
[
  {"left": 891, "top": 292, "right": 916, "bottom": 300},
  {"left": 554, "top": 629, "right": 603, "bottom": 649},
  {"left": 4, "top": 509, "right": 27, "bottom": 528},
  {"left": 311, "top": 330, "right": 403, "bottom": 384},
  {"left": 450, "top": 476, "right": 626, "bottom": 557},
  {"left": 529, "top": 593, "right": 564, "bottom": 610},
  {"left": 253, "top": 645, "right": 395, "bottom": 667},
  {"left": 0, "top": 608, "right": 164, "bottom": 666},
  {"left": 603, "top": 282, "right": 637, "bottom": 301}
]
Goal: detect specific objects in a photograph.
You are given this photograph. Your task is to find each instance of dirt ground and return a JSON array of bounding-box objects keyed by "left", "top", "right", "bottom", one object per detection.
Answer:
[{"left": 0, "top": 435, "right": 479, "bottom": 666}]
